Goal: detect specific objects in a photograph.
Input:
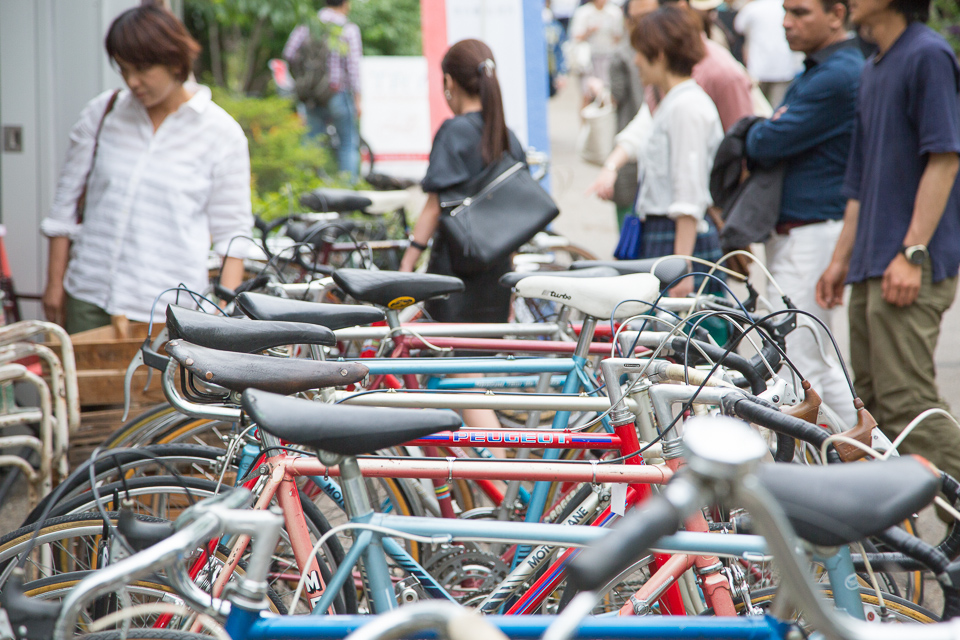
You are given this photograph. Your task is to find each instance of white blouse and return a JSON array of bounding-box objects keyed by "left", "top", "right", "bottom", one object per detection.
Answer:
[
  {"left": 41, "top": 85, "right": 253, "bottom": 323},
  {"left": 615, "top": 79, "right": 723, "bottom": 222}
]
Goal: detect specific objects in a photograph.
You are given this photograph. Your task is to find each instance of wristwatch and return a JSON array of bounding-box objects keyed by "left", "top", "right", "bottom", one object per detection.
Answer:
[{"left": 900, "top": 244, "right": 929, "bottom": 265}]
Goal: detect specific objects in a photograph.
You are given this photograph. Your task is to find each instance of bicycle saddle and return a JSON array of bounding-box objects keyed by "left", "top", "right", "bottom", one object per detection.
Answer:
[
  {"left": 167, "top": 306, "right": 336, "bottom": 353},
  {"left": 498, "top": 266, "right": 620, "bottom": 289},
  {"left": 333, "top": 268, "right": 465, "bottom": 310},
  {"left": 166, "top": 340, "right": 368, "bottom": 395},
  {"left": 236, "top": 292, "right": 385, "bottom": 330},
  {"left": 286, "top": 220, "right": 362, "bottom": 249},
  {"left": 241, "top": 388, "right": 463, "bottom": 456},
  {"left": 514, "top": 273, "right": 660, "bottom": 320},
  {"left": 757, "top": 455, "right": 939, "bottom": 547},
  {"left": 570, "top": 257, "right": 690, "bottom": 292},
  {"left": 300, "top": 188, "right": 373, "bottom": 213}
]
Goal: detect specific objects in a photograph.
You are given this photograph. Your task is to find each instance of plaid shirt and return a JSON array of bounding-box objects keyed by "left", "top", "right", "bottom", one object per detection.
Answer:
[{"left": 283, "top": 8, "right": 362, "bottom": 95}]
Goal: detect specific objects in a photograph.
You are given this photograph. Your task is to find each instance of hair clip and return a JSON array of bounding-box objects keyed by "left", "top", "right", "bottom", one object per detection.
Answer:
[{"left": 478, "top": 58, "right": 495, "bottom": 77}]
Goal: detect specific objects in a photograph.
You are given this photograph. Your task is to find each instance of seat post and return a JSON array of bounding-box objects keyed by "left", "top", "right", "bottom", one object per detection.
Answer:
[
  {"left": 332, "top": 454, "right": 374, "bottom": 520},
  {"left": 384, "top": 309, "right": 401, "bottom": 330},
  {"left": 573, "top": 316, "right": 597, "bottom": 359}
]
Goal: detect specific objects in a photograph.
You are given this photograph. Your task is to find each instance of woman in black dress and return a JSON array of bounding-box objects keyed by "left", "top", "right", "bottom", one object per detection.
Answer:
[{"left": 399, "top": 39, "right": 525, "bottom": 324}]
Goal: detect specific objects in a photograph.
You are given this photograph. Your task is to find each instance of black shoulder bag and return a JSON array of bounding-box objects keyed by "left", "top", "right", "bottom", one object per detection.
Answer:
[{"left": 437, "top": 154, "right": 560, "bottom": 276}]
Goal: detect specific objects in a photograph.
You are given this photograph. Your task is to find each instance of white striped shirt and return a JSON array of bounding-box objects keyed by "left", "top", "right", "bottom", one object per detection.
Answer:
[{"left": 41, "top": 85, "right": 253, "bottom": 323}]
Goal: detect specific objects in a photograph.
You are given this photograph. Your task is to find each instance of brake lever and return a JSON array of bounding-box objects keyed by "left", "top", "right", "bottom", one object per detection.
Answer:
[
  {"left": 122, "top": 328, "right": 170, "bottom": 421},
  {"left": 122, "top": 347, "right": 145, "bottom": 422}
]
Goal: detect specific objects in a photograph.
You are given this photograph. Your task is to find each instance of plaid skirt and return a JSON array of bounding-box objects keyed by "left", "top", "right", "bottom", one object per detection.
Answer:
[{"left": 640, "top": 215, "right": 726, "bottom": 296}]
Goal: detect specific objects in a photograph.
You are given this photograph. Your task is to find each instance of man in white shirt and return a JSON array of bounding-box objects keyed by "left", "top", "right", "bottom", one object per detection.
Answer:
[{"left": 734, "top": 0, "right": 804, "bottom": 106}]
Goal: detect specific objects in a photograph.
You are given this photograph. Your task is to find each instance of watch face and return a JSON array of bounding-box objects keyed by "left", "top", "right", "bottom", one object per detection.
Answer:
[{"left": 905, "top": 246, "right": 928, "bottom": 265}]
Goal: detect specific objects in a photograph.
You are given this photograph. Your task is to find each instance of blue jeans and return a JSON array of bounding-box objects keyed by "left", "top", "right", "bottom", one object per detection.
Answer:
[{"left": 306, "top": 90, "right": 360, "bottom": 182}]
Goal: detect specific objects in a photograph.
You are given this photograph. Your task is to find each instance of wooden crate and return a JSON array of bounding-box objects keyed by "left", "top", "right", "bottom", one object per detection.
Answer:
[{"left": 46, "top": 323, "right": 166, "bottom": 408}]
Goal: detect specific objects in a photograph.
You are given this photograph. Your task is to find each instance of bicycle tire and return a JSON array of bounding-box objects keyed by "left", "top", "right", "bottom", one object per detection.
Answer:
[
  {"left": 101, "top": 404, "right": 186, "bottom": 448},
  {"left": 0, "top": 515, "right": 287, "bottom": 615},
  {"left": 22, "top": 572, "right": 190, "bottom": 633},
  {"left": 738, "top": 585, "right": 938, "bottom": 624},
  {"left": 23, "top": 445, "right": 228, "bottom": 526},
  {"left": 0, "top": 512, "right": 169, "bottom": 586}
]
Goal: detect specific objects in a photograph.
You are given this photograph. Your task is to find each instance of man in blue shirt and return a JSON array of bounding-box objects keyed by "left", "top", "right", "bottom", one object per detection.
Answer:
[
  {"left": 744, "top": 0, "right": 863, "bottom": 427},
  {"left": 817, "top": 0, "right": 960, "bottom": 480}
]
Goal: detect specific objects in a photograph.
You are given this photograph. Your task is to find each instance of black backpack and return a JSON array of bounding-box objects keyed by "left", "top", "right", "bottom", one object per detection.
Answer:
[{"left": 290, "top": 18, "right": 340, "bottom": 108}]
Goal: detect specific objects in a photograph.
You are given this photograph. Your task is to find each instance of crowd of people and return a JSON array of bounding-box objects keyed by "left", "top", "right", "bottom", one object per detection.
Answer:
[
  {"left": 37, "top": 0, "right": 960, "bottom": 493},
  {"left": 568, "top": 0, "right": 960, "bottom": 486}
]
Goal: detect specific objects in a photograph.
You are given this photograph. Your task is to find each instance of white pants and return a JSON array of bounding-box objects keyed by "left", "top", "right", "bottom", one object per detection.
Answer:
[{"left": 765, "top": 220, "right": 857, "bottom": 427}]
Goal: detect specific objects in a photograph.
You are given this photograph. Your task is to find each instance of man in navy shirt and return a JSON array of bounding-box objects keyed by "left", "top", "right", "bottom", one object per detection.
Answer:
[
  {"left": 745, "top": 0, "right": 863, "bottom": 427},
  {"left": 817, "top": 0, "right": 960, "bottom": 480}
]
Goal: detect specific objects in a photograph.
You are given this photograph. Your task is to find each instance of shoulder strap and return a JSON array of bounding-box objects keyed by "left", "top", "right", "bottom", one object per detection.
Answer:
[{"left": 76, "top": 89, "right": 120, "bottom": 224}]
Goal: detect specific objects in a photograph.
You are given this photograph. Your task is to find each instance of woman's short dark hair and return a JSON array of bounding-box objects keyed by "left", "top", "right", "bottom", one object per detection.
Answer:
[
  {"left": 442, "top": 39, "right": 509, "bottom": 166},
  {"left": 106, "top": 5, "right": 200, "bottom": 82},
  {"left": 889, "top": 0, "right": 930, "bottom": 22},
  {"left": 630, "top": 5, "right": 706, "bottom": 76}
]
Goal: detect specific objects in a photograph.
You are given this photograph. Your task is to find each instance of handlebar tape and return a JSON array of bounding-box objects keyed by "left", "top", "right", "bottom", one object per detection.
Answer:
[
  {"left": 117, "top": 508, "right": 177, "bottom": 553},
  {"left": 723, "top": 395, "right": 841, "bottom": 464},
  {"left": 0, "top": 571, "right": 62, "bottom": 640}
]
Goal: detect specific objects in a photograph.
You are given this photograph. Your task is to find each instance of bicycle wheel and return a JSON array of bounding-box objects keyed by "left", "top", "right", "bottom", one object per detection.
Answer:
[
  {"left": 741, "top": 585, "right": 938, "bottom": 624},
  {"left": 0, "top": 512, "right": 169, "bottom": 587},
  {"left": 23, "top": 445, "right": 228, "bottom": 525},
  {"left": 23, "top": 572, "right": 191, "bottom": 634},
  {"left": 101, "top": 404, "right": 187, "bottom": 448},
  {"left": 14, "top": 476, "right": 354, "bottom": 614}
]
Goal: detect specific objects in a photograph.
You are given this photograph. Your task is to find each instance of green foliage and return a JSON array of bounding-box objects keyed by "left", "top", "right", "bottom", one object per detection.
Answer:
[
  {"left": 184, "top": 0, "right": 317, "bottom": 94},
  {"left": 184, "top": 0, "right": 422, "bottom": 93},
  {"left": 211, "top": 88, "right": 353, "bottom": 221},
  {"left": 351, "top": 0, "right": 422, "bottom": 56},
  {"left": 931, "top": 0, "right": 960, "bottom": 55}
]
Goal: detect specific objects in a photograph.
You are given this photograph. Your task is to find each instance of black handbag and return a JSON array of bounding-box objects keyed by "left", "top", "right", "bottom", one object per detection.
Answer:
[{"left": 438, "top": 155, "right": 560, "bottom": 275}]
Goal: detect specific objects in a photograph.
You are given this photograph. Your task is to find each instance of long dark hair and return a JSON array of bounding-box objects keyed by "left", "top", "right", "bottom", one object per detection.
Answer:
[{"left": 442, "top": 39, "right": 509, "bottom": 165}]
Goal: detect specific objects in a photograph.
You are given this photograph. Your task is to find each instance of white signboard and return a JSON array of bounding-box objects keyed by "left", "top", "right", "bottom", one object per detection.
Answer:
[
  {"left": 444, "top": 0, "right": 529, "bottom": 145},
  {"left": 359, "top": 56, "right": 432, "bottom": 180}
]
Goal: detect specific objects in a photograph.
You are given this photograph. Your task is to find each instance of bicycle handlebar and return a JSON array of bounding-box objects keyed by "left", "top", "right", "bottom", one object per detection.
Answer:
[
  {"left": 52, "top": 488, "right": 280, "bottom": 640},
  {"left": 553, "top": 417, "right": 960, "bottom": 640},
  {"left": 117, "top": 507, "right": 177, "bottom": 552},
  {"left": 565, "top": 492, "right": 685, "bottom": 595},
  {"left": 722, "top": 394, "right": 841, "bottom": 463}
]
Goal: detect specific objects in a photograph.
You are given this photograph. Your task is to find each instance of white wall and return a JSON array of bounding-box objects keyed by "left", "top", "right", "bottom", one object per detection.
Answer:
[{"left": 0, "top": 0, "right": 135, "bottom": 319}]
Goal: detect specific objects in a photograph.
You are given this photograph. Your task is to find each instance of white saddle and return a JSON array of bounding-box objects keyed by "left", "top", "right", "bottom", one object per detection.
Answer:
[{"left": 515, "top": 273, "right": 660, "bottom": 320}]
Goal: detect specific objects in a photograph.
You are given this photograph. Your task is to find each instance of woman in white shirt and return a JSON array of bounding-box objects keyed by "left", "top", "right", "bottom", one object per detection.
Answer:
[
  {"left": 589, "top": 5, "right": 724, "bottom": 297},
  {"left": 41, "top": 3, "right": 253, "bottom": 333},
  {"left": 569, "top": 0, "right": 624, "bottom": 106}
]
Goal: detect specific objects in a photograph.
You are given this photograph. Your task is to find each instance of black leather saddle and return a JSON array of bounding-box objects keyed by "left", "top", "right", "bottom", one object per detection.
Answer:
[
  {"left": 166, "top": 340, "right": 368, "bottom": 395},
  {"left": 758, "top": 456, "right": 939, "bottom": 547},
  {"left": 333, "top": 269, "right": 464, "bottom": 310},
  {"left": 236, "top": 292, "right": 385, "bottom": 330},
  {"left": 498, "top": 266, "right": 620, "bottom": 289},
  {"left": 300, "top": 188, "right": 373, "bottom": 213},
  {"left": 167, "top": 306, "right": 335, "bottom": 353},
  {"left": 571, "top": 258, "right": 689, "bottom": 292},
  {"left": 286, "top": 220, "right": 362, "bottom": 249},
  {"left": 241, "top": 388, "right": 463, "bottom": 455}
]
